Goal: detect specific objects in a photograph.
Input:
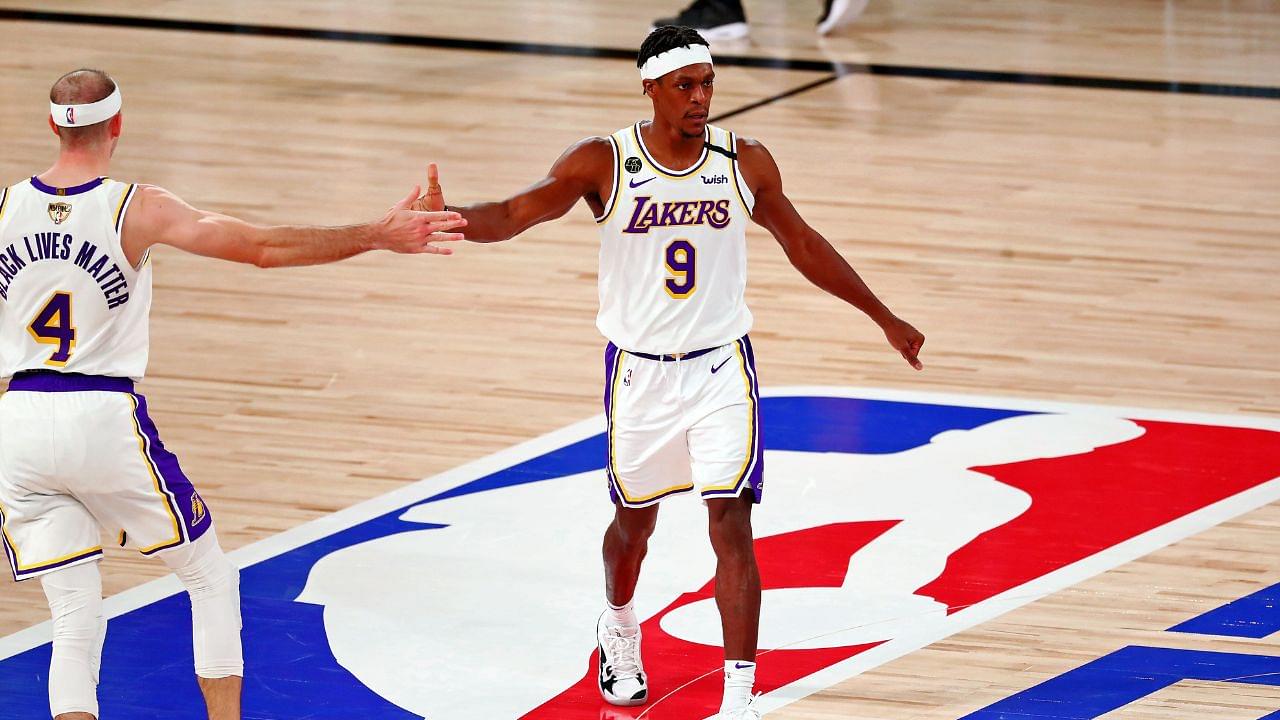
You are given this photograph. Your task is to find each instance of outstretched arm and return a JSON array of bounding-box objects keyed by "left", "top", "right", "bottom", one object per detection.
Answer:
[
  {"left": 413, "top": 138, "right": 614, "bottom": 243},
  {"left": 739, "top": 138, "right": 925, "bottom": 370},
  {"left": 121, "top": 185, "right": 466, "bottom": 269}
]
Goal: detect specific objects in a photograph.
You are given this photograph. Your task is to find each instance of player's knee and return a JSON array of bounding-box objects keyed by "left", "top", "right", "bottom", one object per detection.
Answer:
[
  {"left": 707, "top": 499, "right": 753, "bottom": 552},
  {"left": 164, "top": 533, "right": 244, "bottom": 678},
  {"left": 41, "top": 563, "right": 105, "bottom": 717},
  {"left": 43, "top": 562, "right": 105, "bottom": 651}
]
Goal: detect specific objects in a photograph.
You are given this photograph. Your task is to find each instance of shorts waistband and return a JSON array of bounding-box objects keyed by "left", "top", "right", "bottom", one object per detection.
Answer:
[
  {"left": 624, "top": 345, "right": 721, "bottom": 362},
  {"left": 7, "top": 371, "right": 135, "bottom": 393}
]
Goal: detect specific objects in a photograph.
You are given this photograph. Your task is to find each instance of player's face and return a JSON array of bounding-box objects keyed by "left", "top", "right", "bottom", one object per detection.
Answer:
[{"left": 652, "top": 64, "right": 715, "bottom": 138}]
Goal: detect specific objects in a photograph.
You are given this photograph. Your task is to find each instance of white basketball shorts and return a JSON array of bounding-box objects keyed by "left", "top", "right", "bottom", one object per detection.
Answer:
[
  {"left": 0, "top": 372, "right": 212, "bottom": 581},
  {"left": 603, "top": 335, "right": 764, "bottom": 508}
]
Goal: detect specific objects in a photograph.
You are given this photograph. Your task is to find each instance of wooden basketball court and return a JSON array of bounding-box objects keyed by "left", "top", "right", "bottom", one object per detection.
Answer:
[{"left": 1, "top": 1, "right": 1278, "bottom": 718}]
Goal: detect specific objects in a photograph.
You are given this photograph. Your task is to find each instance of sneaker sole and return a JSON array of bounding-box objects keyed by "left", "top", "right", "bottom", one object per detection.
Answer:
[
  {"left": 649, "top": 22, "right": 749, "bottom": 42},
  {"left": 817, "top": 0, "right": 869, "bottom": 35}
]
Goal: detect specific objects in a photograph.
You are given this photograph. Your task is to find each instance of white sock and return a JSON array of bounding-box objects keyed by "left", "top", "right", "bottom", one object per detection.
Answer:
[
  {"left": 721, "top": 659, "right": 756, "bottom": 713},
  {"left": 605, "top": 599, "right": 637, "bottom": 629}
]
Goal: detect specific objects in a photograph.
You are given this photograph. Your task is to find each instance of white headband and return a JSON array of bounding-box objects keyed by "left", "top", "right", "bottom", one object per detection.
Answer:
[
  {"left": 50, "top": 86, "right": 122, "bottom": 128},
  {"left": 640, "top": 45, "right": 714, "bottom": 80}
]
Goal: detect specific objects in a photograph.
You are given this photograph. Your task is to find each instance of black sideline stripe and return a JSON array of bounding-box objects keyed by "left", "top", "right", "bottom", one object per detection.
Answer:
[{"left": 2, "top": 8, "right": 1276, "bottom": 102}]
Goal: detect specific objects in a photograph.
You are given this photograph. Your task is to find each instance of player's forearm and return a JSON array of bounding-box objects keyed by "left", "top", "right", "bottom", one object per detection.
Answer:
[
  {"left": 450, "top": 201, "right": 517, "bottom": 243},
  {"left": 784, "top": 232, "right": 895, "bottom": 326},
  {"left": 249, "top": 223, "right": 379, "bottom": 268}
]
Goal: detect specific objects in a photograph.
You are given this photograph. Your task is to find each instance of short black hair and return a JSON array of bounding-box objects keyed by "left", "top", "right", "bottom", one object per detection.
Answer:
[{"left": 637, "top": 25, "right": 710, "bottom": 68}]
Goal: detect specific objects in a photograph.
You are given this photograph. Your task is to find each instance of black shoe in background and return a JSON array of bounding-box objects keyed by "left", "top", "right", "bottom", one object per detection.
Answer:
[{"left": 652, "top": 0, "right": 749, "bottom": 41}]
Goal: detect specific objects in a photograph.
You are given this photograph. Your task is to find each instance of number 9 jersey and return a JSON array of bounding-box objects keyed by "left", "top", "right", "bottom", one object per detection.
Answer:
[
  {"left": 0, "top": 177, "right": 151, "bottom": 380},
  {"left": 594, "top": 123, "right": 755, "bottom": 355}
]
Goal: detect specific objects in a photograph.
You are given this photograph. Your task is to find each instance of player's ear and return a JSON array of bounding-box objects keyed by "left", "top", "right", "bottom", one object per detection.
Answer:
[
  {"left": 48, "top": 115, "right": 61, "bottom": 138},
  {"left": 642, "top": 79, "right": 656, "bottom": 97}
]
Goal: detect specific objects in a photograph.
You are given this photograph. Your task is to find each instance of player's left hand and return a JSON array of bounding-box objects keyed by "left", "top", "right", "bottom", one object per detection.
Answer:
[
  {"left": 412, "top": 163, "right": 447, "bottom": 212},
  {"left": 882, "top": 316, "right": 925, "bottom": 370}
]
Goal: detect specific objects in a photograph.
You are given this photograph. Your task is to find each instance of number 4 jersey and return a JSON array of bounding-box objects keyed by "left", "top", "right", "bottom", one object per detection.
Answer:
[
  {"left": 595, "top": 123, "right": 755, "bottom": 355},
  {"left": 0, "top": 177, "right": 150, "bottom": 380}
]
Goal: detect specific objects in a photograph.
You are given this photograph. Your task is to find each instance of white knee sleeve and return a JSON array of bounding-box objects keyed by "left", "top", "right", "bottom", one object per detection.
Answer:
[
  {"left": 161, "top": 531, "right": 243, "bottom": 679},
  {"left": 41, "top": 561, "right": 106, "bottom": 718}
]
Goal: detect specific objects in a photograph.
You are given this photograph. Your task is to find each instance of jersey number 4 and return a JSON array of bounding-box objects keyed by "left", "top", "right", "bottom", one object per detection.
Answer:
[{"left": 27, "top": 291, "right": 77, "bottom": 366}]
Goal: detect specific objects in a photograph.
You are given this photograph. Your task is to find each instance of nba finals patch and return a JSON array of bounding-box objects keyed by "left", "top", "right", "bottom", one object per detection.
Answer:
[{"left": 47, "top": 202, "right": 72, "bottom": 225}]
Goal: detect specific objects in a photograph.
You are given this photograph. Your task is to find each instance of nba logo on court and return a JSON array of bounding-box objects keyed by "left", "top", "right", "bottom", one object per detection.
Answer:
[{"left": 2, "top": 387, "right": 1277, "bottom": 718}]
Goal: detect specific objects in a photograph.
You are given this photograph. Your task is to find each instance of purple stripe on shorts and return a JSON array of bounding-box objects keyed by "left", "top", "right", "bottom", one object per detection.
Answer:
[
  {"left": 701, "top": 335, "right": 764, "bottom": 504},
  {"left": 0, "top": 505, "right": 19, "bottom": 579},
  {"left": 7, "top": 371, "right": 134, "bottom": 393},
  {"left": 11, "top": 548, "right": 104, "bottom": 580},
  {"left": 604, "top": 342, "right": 622, "bottom": 504},
  {"left": 130, "top": 393, "right": 211, "bottom": 552}
]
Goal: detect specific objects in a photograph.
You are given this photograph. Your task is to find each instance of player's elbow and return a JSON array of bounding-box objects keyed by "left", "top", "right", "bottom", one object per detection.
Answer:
[{"left": 250, "top": 250, "right": 276, "bottom": 268}]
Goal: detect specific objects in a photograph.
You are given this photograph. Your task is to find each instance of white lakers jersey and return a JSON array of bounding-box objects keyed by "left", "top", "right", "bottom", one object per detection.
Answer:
[
  {"left": 595, "top": 122, "right": 755, "bottom": 354},
  {"left": 0, "top": 177, "right": 150, "bottom": 379}
]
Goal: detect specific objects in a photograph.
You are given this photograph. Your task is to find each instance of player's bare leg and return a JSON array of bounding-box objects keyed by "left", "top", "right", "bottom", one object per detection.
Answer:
[
  {"left": 597, "top": 503, "right": 660, "bottom": 705},
  {"left": 197, "top": 675, "right": 242, "bottom": 720},
  {"left": 53, "top": 713, "right": 95, "bottom": 719},
  {"left": 707, "top": 492, "right": 761, "bottom": 717},
  {"left": 603, "top": 504, "right": 660, "bottom": 606}
]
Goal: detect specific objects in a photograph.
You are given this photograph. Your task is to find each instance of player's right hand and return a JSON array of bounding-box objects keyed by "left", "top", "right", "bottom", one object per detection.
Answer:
[
  {"left": 413, "top": 163, "right": 447, "bottom": 212},
  {"left": 380, "top": 185, "right": 467, "bottom": 255}
]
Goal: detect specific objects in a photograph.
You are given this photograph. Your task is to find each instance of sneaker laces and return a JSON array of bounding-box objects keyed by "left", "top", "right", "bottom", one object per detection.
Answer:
[
  {"left": 726, "top": 693, "right": 762, "bottom": 719},
  {"left": 601, "top": 628, "right": 642, "bottom": 676}
]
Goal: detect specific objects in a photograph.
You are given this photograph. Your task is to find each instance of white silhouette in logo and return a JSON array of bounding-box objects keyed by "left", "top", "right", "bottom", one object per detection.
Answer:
[{"left": 297, "top": 411, "right": 1141, "bottom": 718}]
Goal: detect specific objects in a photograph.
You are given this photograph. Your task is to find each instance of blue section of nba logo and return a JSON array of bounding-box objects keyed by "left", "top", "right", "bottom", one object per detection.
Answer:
[
  {"left": 1168, "top": 581, "right": 1280, "bottom": 639},
  {"left": 0, "top": 396, "right": 1027, "bottom": 718},
  {"left": 964, "top": 580, "right": 1280, "bottom": 719}
]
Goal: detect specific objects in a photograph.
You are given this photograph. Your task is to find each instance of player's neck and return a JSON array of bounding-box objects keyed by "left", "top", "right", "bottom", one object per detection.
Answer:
[
  {"left": 642, "top": 119, "right": 705, "bottom": 167},
  {"left": 39, "top": 149, "right": 111, "bottom": 188}
]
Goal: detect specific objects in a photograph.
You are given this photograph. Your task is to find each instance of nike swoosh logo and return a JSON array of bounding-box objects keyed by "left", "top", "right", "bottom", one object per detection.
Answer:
[
  {"left": 733, "top": 662, "right": 755, "bottom": 670},
  {"left": 711, "top": 358, "right": 732, "bottom": 374},
  {"left": 629, "top": 177, "right": 656, "bottom": 188}
]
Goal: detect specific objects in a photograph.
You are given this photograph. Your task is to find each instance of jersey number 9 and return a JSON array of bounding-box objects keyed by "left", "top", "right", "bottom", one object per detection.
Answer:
[
  {"left": 27, "top": 291, "right": 77, "bottom": 367},
  {"left": 665, "top": 239, "right": 697, "bottom": 299}
]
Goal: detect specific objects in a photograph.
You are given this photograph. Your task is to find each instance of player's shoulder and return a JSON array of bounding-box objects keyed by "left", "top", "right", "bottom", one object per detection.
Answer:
[
  {"left": 554, "top": 136, "right": 617, "bottom": 175},
  {"left": 732, "top": 134, "right": 769, "bottom": 157}
]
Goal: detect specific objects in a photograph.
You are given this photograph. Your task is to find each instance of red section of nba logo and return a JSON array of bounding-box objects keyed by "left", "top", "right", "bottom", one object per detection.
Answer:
[
  {"left": 522, "top": 521, "right": 897, "bottom": 719},
  {"left": 525, "top": 419, "right": 1280, "bottom": 718}
]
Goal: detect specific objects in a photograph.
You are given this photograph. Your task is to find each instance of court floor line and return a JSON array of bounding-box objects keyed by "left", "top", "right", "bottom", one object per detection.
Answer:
[{"left": 1, "top": 8, "right": 1277, "bottom": 101}]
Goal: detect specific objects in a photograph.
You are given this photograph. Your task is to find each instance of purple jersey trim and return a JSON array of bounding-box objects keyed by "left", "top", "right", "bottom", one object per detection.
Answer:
[
  {"left": 7, "top": 371, "right": 135, "bottom": 393},
  {"left": 29, "top": 175, "right": 105, "bottom": 196}
]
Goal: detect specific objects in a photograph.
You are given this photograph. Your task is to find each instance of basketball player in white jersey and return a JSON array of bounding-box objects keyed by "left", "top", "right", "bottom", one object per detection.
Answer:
[
  {"left": 0, "top": 69, "right": 464, "bottom": 720},
  {"left": 415, "top": 26, "right": 923, "bottom": 719}
]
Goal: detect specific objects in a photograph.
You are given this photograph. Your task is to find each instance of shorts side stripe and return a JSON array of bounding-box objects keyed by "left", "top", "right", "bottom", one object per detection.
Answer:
[
  {"left": 128, "top": 395, "right": 186, "bottom": 554},
  {"left": 702, "top": 338, "right": 760, "bottom": 496}
]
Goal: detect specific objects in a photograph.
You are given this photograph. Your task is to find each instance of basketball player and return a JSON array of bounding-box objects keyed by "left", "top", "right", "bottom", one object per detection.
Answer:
[
  {"left": 415, "top": 26, "right": 923, "bottom": 719},
  {"left": 0, "top": 69, "right": 464, "bottom": 720}
]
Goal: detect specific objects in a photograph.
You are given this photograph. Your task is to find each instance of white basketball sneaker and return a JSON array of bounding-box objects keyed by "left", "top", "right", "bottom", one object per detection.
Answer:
[
  {"left": 817, "top": 0, "right": 870, "bottom": 35},
  {"left": 596, "top": 613, "right": 648, "bottom": 706},
  {"left": 719, "top": 693, "right": 763, "bottom": 719}
]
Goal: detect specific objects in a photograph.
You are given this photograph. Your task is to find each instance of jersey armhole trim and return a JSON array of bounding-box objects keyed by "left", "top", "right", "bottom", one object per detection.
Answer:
[
  {"left": 113, "top": 183, "right": 147, "bottom": 270},
  {"left": 728, "top": 132, "right": 755, "bottom": 216},
  {"left": 595, "top": 135, "right": 623, "bottom": 225},
  {"left": 0, "top": 186, "right": 9, "bottom": 222}
]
